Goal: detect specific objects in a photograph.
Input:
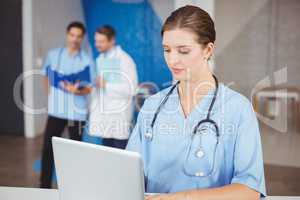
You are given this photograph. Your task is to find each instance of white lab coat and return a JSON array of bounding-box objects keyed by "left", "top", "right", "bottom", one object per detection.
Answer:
[{"left": 88, "top": 45, "right": 138, "bottom": 139}]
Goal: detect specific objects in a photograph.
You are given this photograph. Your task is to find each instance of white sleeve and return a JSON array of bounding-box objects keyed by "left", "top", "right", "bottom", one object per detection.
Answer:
[{"left": 105, "top": 54, "right": 138, "bottom": 98}]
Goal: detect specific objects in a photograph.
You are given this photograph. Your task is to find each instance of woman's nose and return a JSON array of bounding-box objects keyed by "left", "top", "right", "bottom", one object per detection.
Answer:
[{"left": 167, "top": 52, "right": 180, "bottom": 66}]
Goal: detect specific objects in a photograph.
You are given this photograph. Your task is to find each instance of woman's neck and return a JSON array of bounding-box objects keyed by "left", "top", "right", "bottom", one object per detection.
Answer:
[
  {"left": 178, "top": 70, "right": 216, "bottom": 117},
  {"left": 179, "top": 72, "right": 215, "bottom": 101}
]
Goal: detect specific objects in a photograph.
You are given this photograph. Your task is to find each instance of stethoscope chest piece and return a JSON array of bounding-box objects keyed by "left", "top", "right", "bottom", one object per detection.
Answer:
[
  {"left": 145, "top": 130, "right": 153, "bottom": 140},
  {"left": 195, "top": 148, "right": 205, "bottom": 158}
]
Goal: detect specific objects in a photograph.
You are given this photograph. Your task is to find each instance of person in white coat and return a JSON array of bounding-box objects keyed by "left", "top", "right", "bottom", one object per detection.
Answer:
[{"left": 89, "top": 25, "right": 138, "bottom": 149}]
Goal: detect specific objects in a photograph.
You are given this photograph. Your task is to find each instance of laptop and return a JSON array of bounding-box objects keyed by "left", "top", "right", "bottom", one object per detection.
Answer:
[{"left": 52, "top": 137, "right": 145, "bottom": 200}]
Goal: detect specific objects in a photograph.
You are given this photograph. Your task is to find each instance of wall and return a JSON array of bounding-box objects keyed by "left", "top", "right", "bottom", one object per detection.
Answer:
[
  {"left": 149, "top": 0, "right": 175, "bottom": 22},
  {"left": 82, "top": 0, "right": 173, "bottom": 90},
  {"left": 0, "top": 0, "right": 24, "bottom": 135},
  {"left": 215, "top": 0, "right": 300, "bottom": 97}
]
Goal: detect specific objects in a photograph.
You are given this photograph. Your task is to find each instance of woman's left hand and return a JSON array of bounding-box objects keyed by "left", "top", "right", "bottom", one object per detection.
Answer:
[{"left": 145, "top": 192, "right": 185, "bottom": 200}]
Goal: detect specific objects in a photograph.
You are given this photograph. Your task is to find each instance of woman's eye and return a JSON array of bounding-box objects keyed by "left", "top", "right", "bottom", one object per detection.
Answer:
[
  {"left": 164, "top": 49, "right": 171, "bottom": 53},
  {"left": 178, "top": 49, "right": 190, "bottom": 54}
]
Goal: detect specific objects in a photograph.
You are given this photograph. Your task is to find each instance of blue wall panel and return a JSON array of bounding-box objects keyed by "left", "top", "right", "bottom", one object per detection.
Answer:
[{"left": 81, "top": 0, "right": 172, "bottom": 90}]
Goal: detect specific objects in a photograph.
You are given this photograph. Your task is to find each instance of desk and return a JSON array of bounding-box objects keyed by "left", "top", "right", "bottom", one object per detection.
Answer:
[
  {"left": 1, "top": 187, "right": 300, "bottom": 200},
  {"left": 0, "top": 187, "right": 58, "bottom": 200}
]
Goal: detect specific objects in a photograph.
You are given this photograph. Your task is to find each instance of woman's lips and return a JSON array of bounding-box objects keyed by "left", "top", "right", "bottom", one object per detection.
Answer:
[{"left": 171, "top": 68, "right": 184, "bottom": 75}]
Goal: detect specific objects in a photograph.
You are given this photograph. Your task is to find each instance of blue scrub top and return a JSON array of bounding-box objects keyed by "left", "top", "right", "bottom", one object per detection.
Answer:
[
  {"left": 42, "top": 47, "right": 93, "bottom": 121},
  {"left": 126, "top": 83, "right": 266, "bottom": 197}
]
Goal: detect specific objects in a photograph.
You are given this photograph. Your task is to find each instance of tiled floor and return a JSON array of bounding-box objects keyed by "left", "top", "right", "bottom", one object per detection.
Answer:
[
  {"left": 0, "top": 135, "right": 42, "bottom": 187},
  {"left": 0, "top": 126, "right": 299, "bottom": 196}
]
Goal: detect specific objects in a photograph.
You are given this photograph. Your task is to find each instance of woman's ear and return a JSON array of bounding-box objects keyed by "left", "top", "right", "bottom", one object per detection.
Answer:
[{"left": 205, "top": 42, "right": 215, "bottom": 60}]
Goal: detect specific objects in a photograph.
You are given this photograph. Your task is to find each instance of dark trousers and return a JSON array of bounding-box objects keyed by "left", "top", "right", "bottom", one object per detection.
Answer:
[
  {"left": 40, "top": 115, "right": 85, "bottom": 188},
  {"left": 102, "top": 138, "right": 128, "bottom": 149}
]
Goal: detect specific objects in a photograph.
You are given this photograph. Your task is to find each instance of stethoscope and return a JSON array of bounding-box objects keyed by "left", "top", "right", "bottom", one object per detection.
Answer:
[{"left": 144, "top": 74, "right": 220, "bottom": 178}]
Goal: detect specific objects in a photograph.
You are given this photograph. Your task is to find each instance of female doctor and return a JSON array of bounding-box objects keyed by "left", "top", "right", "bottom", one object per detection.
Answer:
[{"left": 126, "top": 5, "right": 266, "bottom": 200}]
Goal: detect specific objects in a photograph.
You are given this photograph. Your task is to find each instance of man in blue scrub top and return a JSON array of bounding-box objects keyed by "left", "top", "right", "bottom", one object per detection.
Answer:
[
  {"left": 127, "top": 6, "right": 266, "bottom": 200},
  {"left": 40, "top": 21, "right": 93, "bottom": 188}
]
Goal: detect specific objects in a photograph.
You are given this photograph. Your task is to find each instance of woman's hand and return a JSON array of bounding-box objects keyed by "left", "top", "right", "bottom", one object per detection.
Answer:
[
  {"left": 146, "top": 184, "right": 260, "bottom": 200},
  {"left": 144, "top": 184, "right": 260, "bottom": 200},
  {"left": 145, "top": 194, "right": 172, "bottom": 200},
  {"left": 145, "top": 192, "right": 186, "bottom": 200}
]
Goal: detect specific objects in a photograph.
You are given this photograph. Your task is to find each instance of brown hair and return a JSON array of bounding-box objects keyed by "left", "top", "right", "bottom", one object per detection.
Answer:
[
  {"left": 67, "top": 21, "right": 86, "bottom": 35},
  {"left": 161, "top": 5, "right": 216, "bottom": 46},
  {"left": 96, "top": 25, "right": 116, "bottom": 40}
]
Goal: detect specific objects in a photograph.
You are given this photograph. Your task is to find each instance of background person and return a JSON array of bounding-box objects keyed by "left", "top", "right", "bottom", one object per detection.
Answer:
[
  {"left": 40, "top": 21, "right": 93, "bottom": 188},
  {"left": 89, "top": 25, "right": 138, "bottom": 149}
]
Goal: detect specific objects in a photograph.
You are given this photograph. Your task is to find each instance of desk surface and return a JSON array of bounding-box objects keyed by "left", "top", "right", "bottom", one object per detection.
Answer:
[{"left": 1, "top": 187, "right": 300, "bottom": 200}]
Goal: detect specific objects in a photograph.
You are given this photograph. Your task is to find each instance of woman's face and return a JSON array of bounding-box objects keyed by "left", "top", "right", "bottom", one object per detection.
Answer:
[{"left": 162, "top": 29, "right": 212, "bottom": 81}]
